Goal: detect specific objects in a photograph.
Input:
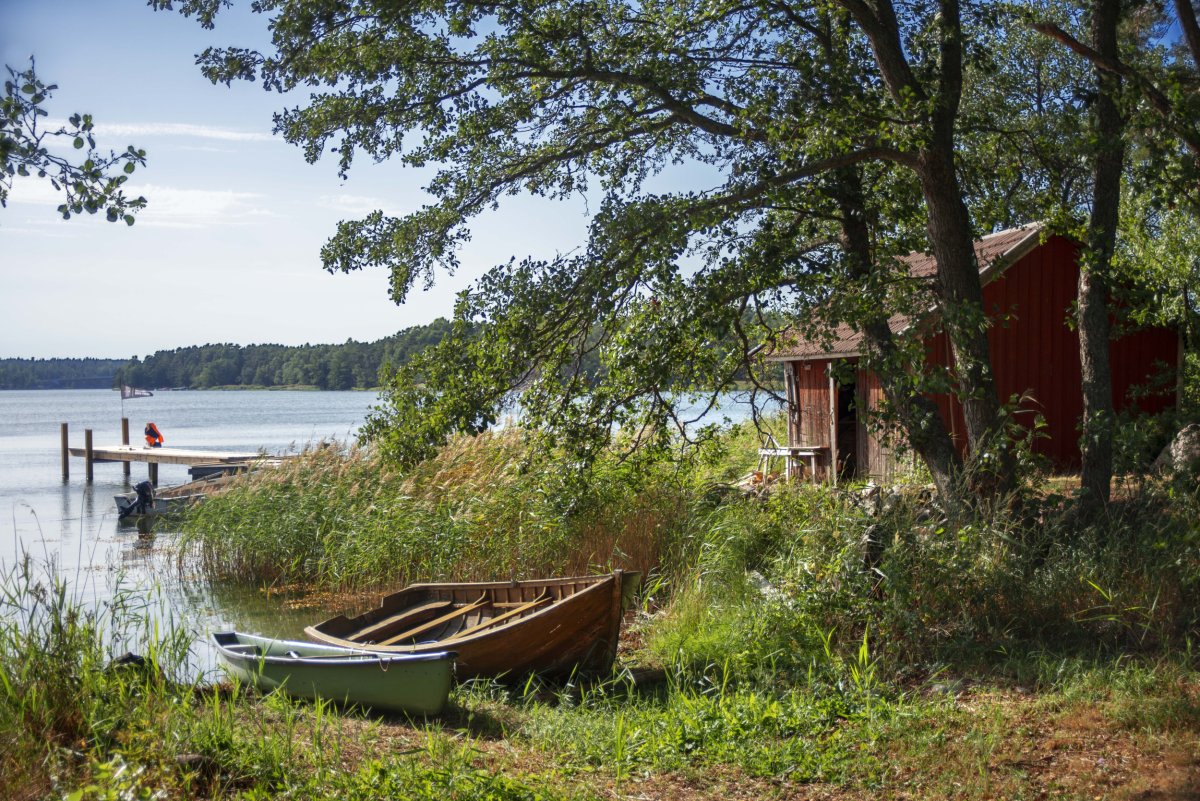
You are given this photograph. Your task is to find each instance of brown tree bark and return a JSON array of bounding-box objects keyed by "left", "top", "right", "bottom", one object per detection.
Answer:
[
  {"left": 1078, "top": 0, "right": 1124, "bottom": 511},
  {"left": 842, "top": 0, "right": 1015, "bottom": 494},
  {"left": 917, "top": 151, "right": 1015, "bottom": 493},
  {"left": 832, "top": 168, "right": 965, "bottom": 508}
]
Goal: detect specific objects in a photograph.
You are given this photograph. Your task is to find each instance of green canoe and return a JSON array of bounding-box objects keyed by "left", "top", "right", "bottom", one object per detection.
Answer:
[{"left": 211, "top": 631, "right": 455, "bottom": 715}]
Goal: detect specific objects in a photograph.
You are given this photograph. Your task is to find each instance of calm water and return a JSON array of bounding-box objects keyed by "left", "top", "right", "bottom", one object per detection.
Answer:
[
  {"left": 0, "top": 388, "right": 768, "bottom": 675},
  {"left": 0, "top": 389, "right": 378, "bottom": 674}
]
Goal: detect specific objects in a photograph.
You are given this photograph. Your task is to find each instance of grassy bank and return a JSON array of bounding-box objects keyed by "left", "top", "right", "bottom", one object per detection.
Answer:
[
  {"left": 6, "top": 423, "right": 1199, "bottom": 798},
  {"left": 181, "top": 422, "right": 1200, "bottom": 670},
  {"left": 3, "top": 555, "right": 1197, "bottom": 800}
]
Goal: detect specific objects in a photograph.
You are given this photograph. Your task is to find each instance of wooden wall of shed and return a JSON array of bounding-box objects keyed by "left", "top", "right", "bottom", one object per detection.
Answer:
[
  {"left": 925, "top": 235, "right": 1178, "bottom": 471},
  {"left": 790, "top": 359, "right": 833, "bottom": 448},
  {"left": 855, "top": 366, "right": 902, "bottom": 480}
]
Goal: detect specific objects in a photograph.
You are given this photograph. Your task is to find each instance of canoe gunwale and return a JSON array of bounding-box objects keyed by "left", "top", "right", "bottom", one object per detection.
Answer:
[
  {"left": 306, "top": 574, "right": 615, "bottom": 651},
  {"left": 216, "top": 646, "right": 457, "bottom": 668}
]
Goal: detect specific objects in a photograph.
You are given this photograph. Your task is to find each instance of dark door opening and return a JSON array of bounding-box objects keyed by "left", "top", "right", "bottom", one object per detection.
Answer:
[{"left": 836, "top": 380, "right": 858, "bottom": 479}]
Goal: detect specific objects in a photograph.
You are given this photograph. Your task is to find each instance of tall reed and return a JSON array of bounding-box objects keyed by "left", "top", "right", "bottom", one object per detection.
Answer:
[
  {"left": 180, "top": 430, "right": 694, "bottom": 593},
  {"left": 0, "top": 555, "right": 191, "bottom": 797}
]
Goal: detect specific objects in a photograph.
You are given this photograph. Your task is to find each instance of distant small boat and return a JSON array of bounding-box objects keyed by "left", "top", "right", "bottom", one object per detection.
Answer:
[
  {"left": 211, "top": 631, "right": 455, "bottom": 715},
  {"left": 304, "top": 571, "right": 641, "bottom": 679},
  {"left": 115, "top": 475, "right": 233, "bottom": 519},
  {"left": 114, "top": 490, "right": 203, "bottom": 519}
]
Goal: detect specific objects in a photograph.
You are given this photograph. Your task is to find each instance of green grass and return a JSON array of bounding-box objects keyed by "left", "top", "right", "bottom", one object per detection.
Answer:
[
  {"left": 10, "top": 418, "right": 1200, "bottom": 798},
  {"left": 0, "top": 557, "right": 595, "bottom": 801}
]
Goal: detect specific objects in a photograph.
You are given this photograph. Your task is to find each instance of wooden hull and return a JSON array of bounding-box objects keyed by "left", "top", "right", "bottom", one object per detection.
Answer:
[
  {"left": 211, "top": 632, "right": 455, "bottom": 715},
  {"left": 304, "top": 571, "right": 641, "bottom": 679}
]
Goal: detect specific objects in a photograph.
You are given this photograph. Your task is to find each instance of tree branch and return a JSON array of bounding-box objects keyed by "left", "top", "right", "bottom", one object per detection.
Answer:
[
  {"left": 1175, "top": 0, "right": 1200, "bottom": 70},
  {"left": 1032, "top": 20, "right": 1200, "bottom": 157}
]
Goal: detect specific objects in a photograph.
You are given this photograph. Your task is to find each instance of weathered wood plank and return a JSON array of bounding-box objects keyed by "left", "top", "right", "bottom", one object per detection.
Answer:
[{"left": 66, "top": 445, "right": 267, "bottom": 466}]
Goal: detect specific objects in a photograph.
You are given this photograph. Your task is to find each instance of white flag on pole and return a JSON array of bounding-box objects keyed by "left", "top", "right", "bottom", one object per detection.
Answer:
[{"left": 120, "top": 385, "right": 154, "bottom": 399}]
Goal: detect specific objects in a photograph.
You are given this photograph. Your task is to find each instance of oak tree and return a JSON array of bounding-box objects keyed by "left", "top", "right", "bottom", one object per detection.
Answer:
[
  {"left": 157, "top": 0, "right": 1111, "bottom": 504},
  {"left": 1, "top": 60, "right": 147, "bottom": 224}
]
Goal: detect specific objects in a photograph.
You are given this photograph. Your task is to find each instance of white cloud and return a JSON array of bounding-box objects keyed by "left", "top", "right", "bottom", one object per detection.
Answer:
[
  {"left": 316, "top": 193, "right": 390, "bottom": 217},
  {"left": 132, "top": 183, "right": 279, "bottom": 229},
  {"left": 0, "top": 223, "right": 78, "bottom": 238},
  {"left": 3, "top": 178, "right": 62, "bottom": 207},
  {"left": 3, "top": 178, "right": 276, "bottom": 229},
  {"left": 175, "top": 145, "right": 238, "bottom": 154},
  {"left": 93, "top": 121, "right": 276, "bottom": 143}
]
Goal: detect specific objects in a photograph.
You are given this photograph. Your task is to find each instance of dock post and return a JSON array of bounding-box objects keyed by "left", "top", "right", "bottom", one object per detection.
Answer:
[
  {"left": 121, "top": 418, "right": 131, "bottom": 479},
  {"left": 84, "top": 429, "right": 94, "bottom": 483},
  {"left": 148, "top": 462, "right": 158, "bottom": 486},
  {"left": 60, "top": 423, "right": 69, "bottom": 480}
]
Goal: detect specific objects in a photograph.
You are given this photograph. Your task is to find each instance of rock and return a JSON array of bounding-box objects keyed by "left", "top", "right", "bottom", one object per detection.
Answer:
[
  {"left": 747, "top": 570, "right": 787, "bottom": 602},
  {"left": 1153, "top": 423, "right": 1200, "bottom": 475}
]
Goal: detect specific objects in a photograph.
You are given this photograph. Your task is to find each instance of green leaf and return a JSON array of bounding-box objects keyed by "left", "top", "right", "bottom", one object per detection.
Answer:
[
  {"left": 123, "top": 162, "right": 136, "bottom": 174},
  {"left": 73, "top": 137, "right": 84, "bottom": 149}
]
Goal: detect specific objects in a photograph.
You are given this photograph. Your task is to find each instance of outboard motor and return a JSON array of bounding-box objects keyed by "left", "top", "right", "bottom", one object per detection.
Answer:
[{"left": 132, "top": 480, "right": 155, "bottom": 516}]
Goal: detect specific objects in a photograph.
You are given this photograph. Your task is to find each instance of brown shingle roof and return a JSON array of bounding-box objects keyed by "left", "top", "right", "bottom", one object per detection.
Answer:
[{"left": 768, "top": 224, "right": 1044, "bottom": 361}]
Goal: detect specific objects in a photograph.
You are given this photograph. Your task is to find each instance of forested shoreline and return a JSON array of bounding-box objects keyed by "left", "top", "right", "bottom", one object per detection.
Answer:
[
  {"left": 0, "top": 358, "right": 129, "bottom": 390},
  {"left": 0, "top": 319, "right": 452, "bottom": 391}
]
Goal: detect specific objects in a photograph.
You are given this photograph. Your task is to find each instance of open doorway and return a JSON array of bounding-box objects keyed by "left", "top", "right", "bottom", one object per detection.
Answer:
[{"left": 836, "top": 379, "right": 858, "bottom": 479}]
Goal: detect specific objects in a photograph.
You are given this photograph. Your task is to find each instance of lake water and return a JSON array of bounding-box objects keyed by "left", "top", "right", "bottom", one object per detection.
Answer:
[
  {"left": 0, "top": 388, "right": 769, "bottom": 675},
  {"left": 0, "top": 389, "right": 383, "bottom": 674}
]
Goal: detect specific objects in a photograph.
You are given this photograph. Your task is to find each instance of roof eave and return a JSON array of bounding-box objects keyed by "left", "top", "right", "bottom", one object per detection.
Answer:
[
  {"left": 767, "top": 348, "right": 862, "bottom": 363},
  {"left": 978, "top": 224, "right": 1046, "bottom": 284}
]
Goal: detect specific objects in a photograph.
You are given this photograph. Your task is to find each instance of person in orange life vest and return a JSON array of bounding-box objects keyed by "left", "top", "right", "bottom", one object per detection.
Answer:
[{"left": 144, "top": 422, "right": 164, "bottom": 448}]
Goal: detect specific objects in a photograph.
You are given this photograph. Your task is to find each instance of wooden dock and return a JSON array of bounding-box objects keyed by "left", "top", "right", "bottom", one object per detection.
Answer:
[
  {"left": 61, "top": 419, "right": 285, "bottom": 485},
  {"left": 67, "top": 444, "right": 266, "bottom": 467}
]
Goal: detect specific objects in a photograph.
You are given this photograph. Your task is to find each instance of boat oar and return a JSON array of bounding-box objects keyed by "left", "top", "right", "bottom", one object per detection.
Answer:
[
  {"left": 441, "top": 593, "right": 551, "bottom": 643},
  {"left": 373, "top": 594, "right": 490, "bottom": 647}
]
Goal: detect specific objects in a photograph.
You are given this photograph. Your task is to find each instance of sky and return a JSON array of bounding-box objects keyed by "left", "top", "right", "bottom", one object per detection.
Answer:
[{"left": 0, "top": 0, "right": 593, "bottom": 359}]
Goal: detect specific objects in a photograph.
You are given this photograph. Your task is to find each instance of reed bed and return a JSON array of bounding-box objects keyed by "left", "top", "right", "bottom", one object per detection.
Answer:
[{"left": 180, "top": 430, "right": 694, "bottom": 593}]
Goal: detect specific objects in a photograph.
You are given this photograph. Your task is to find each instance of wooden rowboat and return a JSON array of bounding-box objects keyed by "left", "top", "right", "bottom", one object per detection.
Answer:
[
  {"left": 304, "top": 571, "right": 641, "bottom": 679},
  {"left": 211, "top": 631, "right": 455, "bottom": 715}
]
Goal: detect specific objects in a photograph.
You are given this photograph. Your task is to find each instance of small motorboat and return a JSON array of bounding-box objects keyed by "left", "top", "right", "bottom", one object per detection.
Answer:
[
  {"left": 210, "top": 631, "right": 455, "bottom": 715},
  {"left": 115, "top": 476, "right": 228, "bottom": 519},
  {"left": 304, "top": 570, "right": 641, "bottom": 679}
]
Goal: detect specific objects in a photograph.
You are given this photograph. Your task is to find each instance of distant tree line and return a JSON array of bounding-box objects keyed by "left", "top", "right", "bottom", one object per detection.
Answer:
[
  {"left": 0, "top": 358, "right": 129, "bottom": 389},
  {"left": 0, "top": 319, "right": 454, "bottom": 391},
  {"left": 113, "top": 319, "right": 454, "bottom": 391}
]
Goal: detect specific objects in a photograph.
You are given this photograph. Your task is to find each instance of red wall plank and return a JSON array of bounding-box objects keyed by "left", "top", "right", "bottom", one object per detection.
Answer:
[{"left": 817, "top": 235, "right": 1179, "bottom": 474}]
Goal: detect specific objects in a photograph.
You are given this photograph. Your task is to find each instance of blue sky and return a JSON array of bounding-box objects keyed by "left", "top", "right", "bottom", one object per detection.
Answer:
[{"left": 1, "top": 0, "right": 591, "bottom": 358}]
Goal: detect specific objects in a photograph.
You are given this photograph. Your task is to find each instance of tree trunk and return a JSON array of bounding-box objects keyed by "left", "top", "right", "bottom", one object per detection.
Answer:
[
  {"left": 845, "top": 0, "right": 1015, "bottom": 497},
  {"left": 832, "top": 168, "right": 965, "bottom": 509},
  {"left": 916, "top": 150, "right": 1016, "bottom": 495},
  {"left": 1078, "top": 0, "right": 1124, "bottom": 510}
]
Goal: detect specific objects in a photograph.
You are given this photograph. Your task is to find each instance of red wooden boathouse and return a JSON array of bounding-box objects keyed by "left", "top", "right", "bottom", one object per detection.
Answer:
[{"left": 768, "top": 225, "right": 1180, "bottom": 481}]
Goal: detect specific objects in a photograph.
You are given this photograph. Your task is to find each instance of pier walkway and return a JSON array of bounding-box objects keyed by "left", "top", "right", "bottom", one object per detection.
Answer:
[
  {"left": 61, "top": 419, "right": 288, "bottom": 484},
  {"left": 67, "top": 444, "right": 266, "bottom": 467}
]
